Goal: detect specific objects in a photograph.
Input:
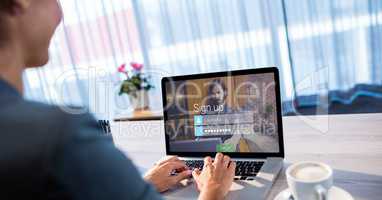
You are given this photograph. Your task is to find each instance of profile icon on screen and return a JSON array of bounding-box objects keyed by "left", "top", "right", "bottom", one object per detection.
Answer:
[{"left": 205, "top": 79, "right": 232, "bottom": 114}]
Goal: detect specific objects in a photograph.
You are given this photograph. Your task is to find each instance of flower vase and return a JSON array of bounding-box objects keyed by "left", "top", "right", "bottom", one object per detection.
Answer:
[{"left": 129, "top": 90, "right": 150, "bottom": 111}]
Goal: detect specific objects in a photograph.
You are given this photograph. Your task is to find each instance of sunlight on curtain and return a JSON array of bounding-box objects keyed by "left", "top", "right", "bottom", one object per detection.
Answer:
[
  {"left": 283, "top": 0, "right": 382, "bottom": 96},
  {"left": 23, "top": 0, "right": 143, "bottom": 118},
  {"left": 135, "top": 0, "right": 382, "bottom": 99},
  {"left": 23, "top": 0, "right": 382, "bottom": 118}
]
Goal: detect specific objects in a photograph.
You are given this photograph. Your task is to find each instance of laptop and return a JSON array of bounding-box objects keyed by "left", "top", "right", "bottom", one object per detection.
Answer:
[{"left": 161, "top": 67, "right": 285, "bottom": 199}]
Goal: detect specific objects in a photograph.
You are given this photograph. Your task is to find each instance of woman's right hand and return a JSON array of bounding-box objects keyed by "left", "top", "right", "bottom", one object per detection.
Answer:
[{"left": 192, "top": 153, "right": 236, "bottom": 200}]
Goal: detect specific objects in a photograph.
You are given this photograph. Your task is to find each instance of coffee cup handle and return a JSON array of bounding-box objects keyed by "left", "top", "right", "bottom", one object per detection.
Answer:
[{"left": 315, "top": 185, "right": 328, "bottom": 200}]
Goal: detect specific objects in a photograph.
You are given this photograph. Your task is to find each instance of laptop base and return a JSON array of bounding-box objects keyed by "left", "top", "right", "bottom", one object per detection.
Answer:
[{"left": 163, "top": 157, "right": 283, "bottom": 200}]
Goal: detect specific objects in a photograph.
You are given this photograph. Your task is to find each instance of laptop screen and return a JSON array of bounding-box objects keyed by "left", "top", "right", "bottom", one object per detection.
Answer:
[{"left": 162, "top": 69, "right": 283, "bottom": 156}]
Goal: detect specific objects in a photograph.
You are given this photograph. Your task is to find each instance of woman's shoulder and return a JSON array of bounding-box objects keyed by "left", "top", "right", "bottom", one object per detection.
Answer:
[{"left": 4, "top": 99, "right": 99, "bottom": 137}]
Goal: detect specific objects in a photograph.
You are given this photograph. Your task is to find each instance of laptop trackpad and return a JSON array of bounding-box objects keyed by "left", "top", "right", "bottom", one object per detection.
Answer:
[{"left": 162, "top": 180, "right": 198, "bottom": 200}]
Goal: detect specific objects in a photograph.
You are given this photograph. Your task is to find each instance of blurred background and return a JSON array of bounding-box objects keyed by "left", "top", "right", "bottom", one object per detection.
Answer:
[{"left": 23, "top": 0, "right": 382, "bottom": 119}]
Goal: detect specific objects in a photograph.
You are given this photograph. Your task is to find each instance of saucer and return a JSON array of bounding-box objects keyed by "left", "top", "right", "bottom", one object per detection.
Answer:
[{"left": 274, "top": 186, "right": 354, "bottom": 200}]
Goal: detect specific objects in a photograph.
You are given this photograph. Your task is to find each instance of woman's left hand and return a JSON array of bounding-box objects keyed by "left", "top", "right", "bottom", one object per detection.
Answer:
[{"left": 144, "top": 156, "right": 192, "bottom": 192}]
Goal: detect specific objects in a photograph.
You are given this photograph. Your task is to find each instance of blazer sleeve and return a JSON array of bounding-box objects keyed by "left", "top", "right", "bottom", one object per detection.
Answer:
[{"left": 53, "top": 112, "right": 163, "bottom": 200}]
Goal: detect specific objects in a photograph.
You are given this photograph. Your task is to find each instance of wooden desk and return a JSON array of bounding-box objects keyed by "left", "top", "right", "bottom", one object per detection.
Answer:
[{"left": 111, "top": 113, "right": 382, "bottom": 200}]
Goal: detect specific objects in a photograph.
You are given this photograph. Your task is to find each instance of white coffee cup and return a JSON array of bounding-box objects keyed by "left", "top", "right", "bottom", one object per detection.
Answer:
[{"left": 286, "top": 161, "right": 333, "bottom": 200}]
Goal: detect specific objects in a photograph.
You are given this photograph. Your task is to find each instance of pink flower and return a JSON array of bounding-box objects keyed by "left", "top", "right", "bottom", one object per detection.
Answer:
[
  {"left": 130, "top": 62, "right": 144, "bottom": 71},
  {"left": 118, "top": 64, "right": 127, "bottom": 73}
]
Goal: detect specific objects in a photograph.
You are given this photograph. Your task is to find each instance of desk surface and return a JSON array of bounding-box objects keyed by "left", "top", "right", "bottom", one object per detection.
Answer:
[
  {"left": 114, "top": 110, "right": 163, "bottom": 121},
  {"left": 111, "top": 113, "right": 382, "bottom": 200}
]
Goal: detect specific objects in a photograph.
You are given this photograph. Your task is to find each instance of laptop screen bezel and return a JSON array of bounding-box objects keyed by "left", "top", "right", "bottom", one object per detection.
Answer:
[{"left": 161, "top": 67, "right": 285, "bottom": 159}]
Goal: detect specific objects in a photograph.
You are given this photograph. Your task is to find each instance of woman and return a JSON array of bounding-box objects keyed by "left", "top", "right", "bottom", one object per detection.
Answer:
[{"left": 0, "top": 0, "right": 235, "bottom": 199}]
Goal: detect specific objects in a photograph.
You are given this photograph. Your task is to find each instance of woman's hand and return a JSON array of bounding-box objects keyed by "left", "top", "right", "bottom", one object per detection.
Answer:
[
  {"left": 192, "top": 153, "right": 236, "bottom": 200},
  {"left": 144, "top": 156, "right": 192, "bottom": 192}
]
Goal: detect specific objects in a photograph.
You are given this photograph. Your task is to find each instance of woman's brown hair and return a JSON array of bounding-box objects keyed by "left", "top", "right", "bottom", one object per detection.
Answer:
[
  {"left": 0, "top": 0, "right": 12, "bottom": 45},
  {"left": 0, "top": 0, "right": 12, "bottom": 11}
]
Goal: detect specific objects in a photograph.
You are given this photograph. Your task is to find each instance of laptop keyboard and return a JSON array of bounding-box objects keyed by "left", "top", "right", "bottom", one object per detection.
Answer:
[
  {"left": 184, "top": 160, "right": 264, "bottom": 177},
  {"left": 235, "top": 161, "right": 264, "bottom": 177},
  {"left": 185, "top": 160, "right": 204, "bottom": 171}
]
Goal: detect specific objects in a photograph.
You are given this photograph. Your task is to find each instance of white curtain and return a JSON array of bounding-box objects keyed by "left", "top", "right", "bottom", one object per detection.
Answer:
[{"left": 23, "top": 0, "right": 382, "bottom": 118}]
